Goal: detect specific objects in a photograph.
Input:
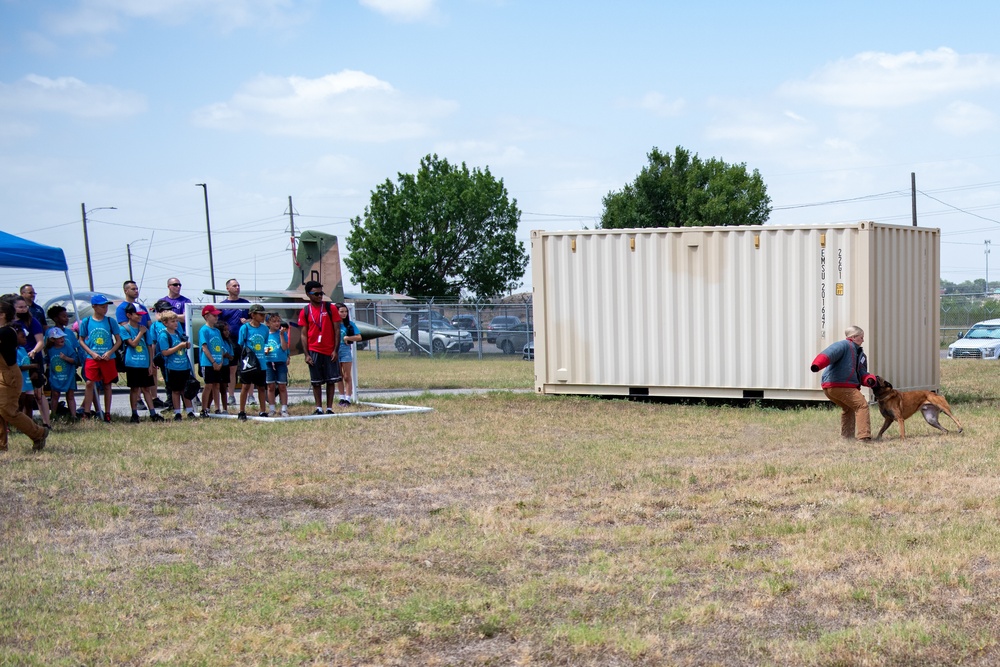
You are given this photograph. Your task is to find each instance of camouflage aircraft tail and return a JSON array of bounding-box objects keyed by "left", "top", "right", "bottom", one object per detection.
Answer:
[{"left": 288, "top": 230, "right": 344, "bottom": 302}]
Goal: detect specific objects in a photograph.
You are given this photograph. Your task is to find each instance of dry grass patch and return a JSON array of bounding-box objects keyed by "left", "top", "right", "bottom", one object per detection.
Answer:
[{"left": 1, "top": 363, "right": 999, "bottom": 665}]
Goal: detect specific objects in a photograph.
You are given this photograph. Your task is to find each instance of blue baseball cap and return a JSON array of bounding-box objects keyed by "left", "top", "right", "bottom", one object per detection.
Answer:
[{"left": 90, "top": 294, "right": 112, "bottom": 306}]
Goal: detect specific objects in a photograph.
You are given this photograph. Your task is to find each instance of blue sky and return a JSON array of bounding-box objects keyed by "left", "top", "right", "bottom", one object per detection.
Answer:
[{"left": 2, "top": 0, "right": 1000, "bottom": 303}]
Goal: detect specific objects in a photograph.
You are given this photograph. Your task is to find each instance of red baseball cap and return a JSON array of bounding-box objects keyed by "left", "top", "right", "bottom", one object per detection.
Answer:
[{"left": 201, "top": 305, "right": 222, "bottom": 317}]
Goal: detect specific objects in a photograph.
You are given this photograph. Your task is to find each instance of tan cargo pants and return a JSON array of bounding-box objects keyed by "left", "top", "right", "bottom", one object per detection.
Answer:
[{"left": 823, "top": 387, "right": 872, "bottom": 440}]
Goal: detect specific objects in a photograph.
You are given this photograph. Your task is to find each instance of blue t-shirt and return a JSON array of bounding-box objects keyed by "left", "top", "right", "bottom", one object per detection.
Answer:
[
  {"left": 218, "top": 299, "right": 250, "bottom": 331},
  {"left": 18, "top": 316, "right": 43, "bottom": 355},
  {"left": 339, "top": 322, "right": 359, "bottom": 355},
  {"left": 115, "top": 301, "right": 151, "bottom": 328},
  {"left": 80, "top": 316, "right": 121, "bottom": 356},
  {"left": 157, "top": 330, "right": 191, "bottom": 371},
  {"left": 46, "top": 327, "right": 82, "bottom": 366},
  {"left": 238, "top": 322, "right": 268, "bottom": 363},
  {"left": 263, "top": 329, "right": 289, "bottom": 364},
  {"left": 121, "top": 323, "right": 154, "bottom": 368},
  {"left": 16, "top": 347, "right": 33, "bottom": 391},
  {"left": 199, "top": 325, "right": 225, "bottom": 368},
  {"left": 47, "top": 345, "right": 76, "bottom": 392},
  {"left": 219, "top": 338, "right": 233, "bottom": 366}
]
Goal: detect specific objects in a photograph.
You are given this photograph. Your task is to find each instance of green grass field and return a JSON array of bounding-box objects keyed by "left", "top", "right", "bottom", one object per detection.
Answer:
[{"left": 2, "top": 358, "right": 998, "bottom": 666}]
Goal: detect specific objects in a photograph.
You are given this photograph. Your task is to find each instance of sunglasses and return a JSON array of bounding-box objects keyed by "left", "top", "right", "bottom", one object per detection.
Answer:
[
  {"left": 308, "top": 290, "right": 324, "bottom": 296},
  {"left": 169, "top": 284, "right": 181, "bottom": 288}
]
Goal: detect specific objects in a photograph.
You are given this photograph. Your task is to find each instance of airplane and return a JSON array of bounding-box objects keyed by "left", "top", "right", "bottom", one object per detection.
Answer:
[{"left": 42, "top": 230, "right": 403, "bottom": 355}]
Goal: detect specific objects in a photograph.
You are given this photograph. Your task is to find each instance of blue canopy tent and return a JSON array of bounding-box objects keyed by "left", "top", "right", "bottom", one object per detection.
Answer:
[{"left": 0, "top": 229, "right": 79, "bottom": 321}]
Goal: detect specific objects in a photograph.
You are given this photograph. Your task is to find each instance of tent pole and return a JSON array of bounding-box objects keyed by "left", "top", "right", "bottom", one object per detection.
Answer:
[{"left": 64, "top": 270, "right": 79, "bottom": 324}]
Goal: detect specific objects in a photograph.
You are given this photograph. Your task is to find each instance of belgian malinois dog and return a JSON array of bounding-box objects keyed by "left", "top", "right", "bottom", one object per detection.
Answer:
[{"left": 871, "top": 376, "right": 963, "bottom": 440}]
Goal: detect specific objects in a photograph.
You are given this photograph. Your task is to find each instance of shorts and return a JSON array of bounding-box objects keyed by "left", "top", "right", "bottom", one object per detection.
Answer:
[
  {"left": 125, "top": 367, "right": 155, "bottom": 389},
  {"left": 165, "top": 368, "right": 191, "bottom": 393},
  {"left": 203, "top": 366, "right": 226, "bottom": 384},
  {"left": 85, "top": 358, "right": 119, "bottom": 384},
  {"left": 266, "top": 362, "right": 288, "bottom": 385},
  {"left": 307, "top": 351, "right": 341, "bottom": 385},
  {"left": 240, "top": 369, "right": 267, "bottom": 389},
  {"left": 338, "top": 345, "right": 354, "bottom": 363},
  {"left": 218, "top": 365, "right": 230, "bottom": 386}
]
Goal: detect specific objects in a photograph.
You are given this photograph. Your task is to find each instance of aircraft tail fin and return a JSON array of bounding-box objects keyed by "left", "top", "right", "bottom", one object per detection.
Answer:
[{"left": 288, "top": 231, "right": 344, "bottom": 303}]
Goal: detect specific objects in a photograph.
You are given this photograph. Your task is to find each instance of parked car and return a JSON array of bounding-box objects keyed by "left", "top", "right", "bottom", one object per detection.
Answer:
[
  {"left": 495, "top": 322, "right": 533, "bottom": 355},
  {"left": 394, "top": 320, "right": 474, "bottom": 354},
  {"left": 486, "top": 315, "right": 522, "bottom": 343},
  {"left": 947, "top": 318, "right": 1000, "bottom": 359},
  {"left": 522, "top": 341, "right": 534, "bottom": 361},
  {"left": 451, "top": 314, "right": 482, "bottom": 340}
]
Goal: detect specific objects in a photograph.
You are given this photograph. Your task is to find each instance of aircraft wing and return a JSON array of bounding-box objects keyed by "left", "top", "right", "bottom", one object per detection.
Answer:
[{"left": 203, "top": 289, "right": 413, "bottom": 301}]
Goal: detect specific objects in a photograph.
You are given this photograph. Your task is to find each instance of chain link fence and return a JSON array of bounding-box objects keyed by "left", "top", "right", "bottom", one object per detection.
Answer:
[
  {"left": 941, "top": 294, "right": 1000, "bottom": 346},
  {"left": 354, "top": 297, "right": 534, "bottom": 357}
]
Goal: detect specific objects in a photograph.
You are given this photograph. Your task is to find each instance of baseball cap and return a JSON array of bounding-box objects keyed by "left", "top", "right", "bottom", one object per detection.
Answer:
[
  {"left": 201, "top": 305, "right": 222, "bottom": 317},
  {"left": 248, "top": 304, "right": 266, "bottom": 314},
  {"left": 90, "top": 294, "right": 112, "bottom": 306},
  {"left": 153, "top": 299, "right": 173, "bottom": 312},
  {"left": 46, "top": 327, "right": 66, "bottom": 339}
]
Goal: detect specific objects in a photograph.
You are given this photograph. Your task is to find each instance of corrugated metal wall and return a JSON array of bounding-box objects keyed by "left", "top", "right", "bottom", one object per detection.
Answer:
[{"left": 532, "top": 223, "right": 940, "bottom": 400}]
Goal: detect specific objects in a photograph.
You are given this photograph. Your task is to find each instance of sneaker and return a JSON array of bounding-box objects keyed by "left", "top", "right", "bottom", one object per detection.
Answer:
[
  {"left": 314, "top": 407, "right": 324, "bottom": 415},
  {"left": 326, "top": 408, "right": 335, "bottom": 414},
  {"left": 129, "top": 414, "right": 140, "bottom": 424},
  {"left": 137, "top": 398, "right": 148, "bottom": 411},
  {"left": 152, "top": 397, "right": 168, "bottom": 409},
  {"left": 280, "top": 408, "right": 289, "bottom": 417},
  {"left": 174, "top": 413, "right": 183, "bottom": 421},
  {"left": 103, "top": 412, "right": 112, "bottom": 424},
  {"left": 237, "top": 411, "right": 247, "bottom": 421},
  {"left": 187, "top": 412, "right": 197, "bottom": 419},
  {"left": 214, "top": 410, "right": 223, "bottom": 415},
  {"left": 259, "top": 411, "right": 269, "bottom": 418},
  {"left": 248, "top": 396, "right": 257, "bottom": 406},
  {"left": 338, "top": 399, "right": 350, "bottom": 407},
  {"left": 268, "top": 408, "right": 276, "bottom": 417},
  {"left": 150, "top": 413, "right": 165, "bottom": 422},
  {"left": 228, "top": 394, "right": 237, "bottom": 404},
  {"left": 200, "top": 410, "right": 210, "bottom": 418},
  {"left": 31, "top": 425, "right": 50, "bottom": 451}
]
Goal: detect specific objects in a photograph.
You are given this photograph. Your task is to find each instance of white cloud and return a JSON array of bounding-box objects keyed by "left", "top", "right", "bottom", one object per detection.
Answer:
[
  {"left": 706, "top": 107, "right": 813, "bottom": 146},
  {"left": 44, "top": 0, "right": 306, "bottom": 35},
  {"left": 616, "top": 92, "right": 685, "bottom": 118},
  {"left": 0, "top": 75, "right": 147, "bottom": 118},
  {"left": 432, "top": 140, "right": 526, "bottom": 167},
  {"left": 935, "top": 101, "right": 996, "bottom": 136},
  {"left": 359, "top": 0, "right": 437, "bottom": 22},
  {"left": 192, "top": 70, "right": 457, "bottom": 141},
  {"left": 778, "top": 47, "right": 1000, "bottom": 108}
]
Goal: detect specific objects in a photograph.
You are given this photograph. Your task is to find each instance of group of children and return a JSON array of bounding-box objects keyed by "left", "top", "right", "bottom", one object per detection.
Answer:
[{"left": 14, "top": 295, "right": 361, "bottom": 426}]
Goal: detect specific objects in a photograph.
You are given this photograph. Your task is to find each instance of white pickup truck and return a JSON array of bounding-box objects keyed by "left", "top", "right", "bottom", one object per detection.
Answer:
[{"left": 947, "top": 318, "right": 1000, "bottom": 359}]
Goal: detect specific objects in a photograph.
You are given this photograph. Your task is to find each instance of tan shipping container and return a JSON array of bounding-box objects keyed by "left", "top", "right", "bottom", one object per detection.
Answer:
[{"left": 531, "top": 222, "right": 940, "bottom": 401}]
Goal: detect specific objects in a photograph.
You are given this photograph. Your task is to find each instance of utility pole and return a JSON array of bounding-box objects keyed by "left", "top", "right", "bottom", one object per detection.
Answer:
[
  {"left": 196, "top": 184, "right": 217, "bottom": 301},
  {"left": 81, "top": 203, "right": 94, "bottom": 291},
  {"left": 911, "top": 172, "right": 917, "bottom": 227},
  {"left": 288, "top": 195, "right": 296, "bottom": 239},
  {"left": 80, "top": 203, "right": 117, "bottom": 292},
  {"left": 986, "top": 240, "right": 991, "bottom": 295}
]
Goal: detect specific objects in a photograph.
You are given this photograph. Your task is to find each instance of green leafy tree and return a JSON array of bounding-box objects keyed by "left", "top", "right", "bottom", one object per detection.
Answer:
[
  {"left": 601, "top": 146, "right": 771, "bottom": 229},
  {"left": 345, "top": 154, "right": 527, "bottom": 299}
]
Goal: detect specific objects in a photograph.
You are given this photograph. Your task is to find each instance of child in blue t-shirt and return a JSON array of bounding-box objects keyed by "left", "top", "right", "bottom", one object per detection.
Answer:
[
  {"left": 45, "top": 327, "right": 77, "bottom": 419},
  {"left": 77, "top": 296, "right": 122, "bottom": 421},
  {"left": 237, "top": 305, "right": 269, "bottom": 419},
  {"left": 263, "top": 314, "right": 290, "bottom": 416},
  {"left": 156, "top": 311, "right": 196, "bottom": 420},
  {"left": 121, "top": 304, "right": 164, "bottom": 423},
  {"left": 217, "top": 320, "right": 235, "bottom": 412},
  {"left": 198, "top": 305, "right": 226, "bottom": 416}
]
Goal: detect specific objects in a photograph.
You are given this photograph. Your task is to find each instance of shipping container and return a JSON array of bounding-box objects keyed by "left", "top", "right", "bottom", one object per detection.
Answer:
[{"left": 530, "top": 222, "right": 939, "bottom": 401}]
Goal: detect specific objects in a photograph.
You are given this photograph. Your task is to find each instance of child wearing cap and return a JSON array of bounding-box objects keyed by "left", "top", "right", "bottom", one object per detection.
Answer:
[
  {"left": 264, "top": 314, "right": 290, "bottom": 417},
  {"left": 157, "top": 311, "right": 196, "bottom": 420},
  {"left": 237, "top": 304, "right": 269, "bottom": 420},
  {"left": 121, "top": 304, "right": 164, "bottom": 423},
  {"left": 78, "top": 294, "right": 122, "bottom": 423},
  {"left": 198, "top": 305, "right": 225, "bottom": 416},
  {"left": 217, "top": 320, "right": 235, "bottom": 412},
  {"left": 45, "top": 327, "right": 78, "bottom": 421}
]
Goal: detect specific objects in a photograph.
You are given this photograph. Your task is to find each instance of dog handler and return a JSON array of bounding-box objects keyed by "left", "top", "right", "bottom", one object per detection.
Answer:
[{"left": 810, "top": 325, "right": 877, "bottom": 441}]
